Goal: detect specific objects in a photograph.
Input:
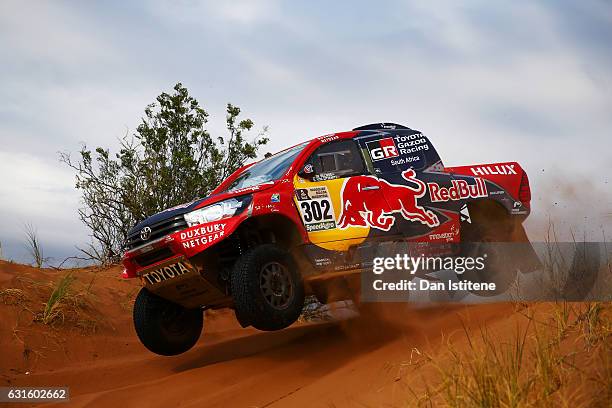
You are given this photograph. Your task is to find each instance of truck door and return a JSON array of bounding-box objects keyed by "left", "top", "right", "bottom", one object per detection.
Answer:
[{"left": 293, "top": 139, "right": 384, "bottom": 252}]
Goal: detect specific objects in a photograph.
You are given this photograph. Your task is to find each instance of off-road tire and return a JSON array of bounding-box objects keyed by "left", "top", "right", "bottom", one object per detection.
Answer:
[
  {"left": 460, "top": 204, "right": 517, "bottom": 296},
  {"left": 231, "top": 244, "right": 305, "bottom": 331},
  {"left": 133, "top": 288, "right": 203, "bottom": 356}
]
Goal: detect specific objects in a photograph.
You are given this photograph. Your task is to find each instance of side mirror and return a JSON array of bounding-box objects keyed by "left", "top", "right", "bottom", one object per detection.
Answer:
[{"left": 298, "top": 163, "right": 315, "bottom": 180}]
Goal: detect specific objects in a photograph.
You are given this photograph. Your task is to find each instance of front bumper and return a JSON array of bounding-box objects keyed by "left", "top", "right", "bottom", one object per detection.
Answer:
[
  {"left": 132, "top": 256, "right": 229, "bottom": 308},
  {"left": 122, "top": 216, "right": 243, "bottom": 279}
]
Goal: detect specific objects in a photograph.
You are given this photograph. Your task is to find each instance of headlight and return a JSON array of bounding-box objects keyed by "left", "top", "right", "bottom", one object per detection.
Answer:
[{"left": 184, "top": 195, "right": 252, "bottom": 227}]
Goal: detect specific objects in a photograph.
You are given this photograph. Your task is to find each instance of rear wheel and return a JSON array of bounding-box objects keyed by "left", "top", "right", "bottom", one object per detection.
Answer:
[
  {"left": 133, "top": 288, "right": 203, "bottom": 356},
  {"left": 460, "top": 203, "right": 517, "bottom": 296},
  {"left": 231, "top": 244, "right": 305, "bottom": 331}
]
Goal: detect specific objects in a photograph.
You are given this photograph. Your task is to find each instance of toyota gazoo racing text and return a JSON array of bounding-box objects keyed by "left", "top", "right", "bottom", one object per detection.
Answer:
[{"left": 122, "top": 123, "right": 537, "bottom": 356}]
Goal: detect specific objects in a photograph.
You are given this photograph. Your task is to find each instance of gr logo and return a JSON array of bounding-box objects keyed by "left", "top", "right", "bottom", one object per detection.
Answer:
[{"left": 366, "top": 137, "right": 399, "bottom": 161}]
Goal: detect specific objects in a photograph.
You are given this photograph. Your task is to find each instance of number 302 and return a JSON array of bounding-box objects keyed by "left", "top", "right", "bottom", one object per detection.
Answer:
[{"left": 300, "top": 200, "right": 333, "bottom": 223}]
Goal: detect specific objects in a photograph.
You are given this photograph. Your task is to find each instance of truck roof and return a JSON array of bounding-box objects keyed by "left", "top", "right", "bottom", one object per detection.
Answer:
[{"left": 352, "top": 123, "right": 418, "bottom": 132}]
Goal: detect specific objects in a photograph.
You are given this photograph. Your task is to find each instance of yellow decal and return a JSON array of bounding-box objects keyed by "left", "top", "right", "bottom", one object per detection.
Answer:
[{"left": 294, "top": 175, "right": 369, "bottom": 251}]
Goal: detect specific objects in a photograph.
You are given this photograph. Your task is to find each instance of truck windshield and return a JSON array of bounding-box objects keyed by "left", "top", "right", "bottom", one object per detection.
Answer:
[{"left": 224, "top": 142, "right": 309, "bottom": 192}]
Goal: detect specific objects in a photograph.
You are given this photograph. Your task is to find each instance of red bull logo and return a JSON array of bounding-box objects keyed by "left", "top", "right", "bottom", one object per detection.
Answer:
[
  {"left": 427, "top": 178, "right": 487, "bottom": 202},
  {"left": 338, "top": 169, "right": 440, "bottom": 231}
]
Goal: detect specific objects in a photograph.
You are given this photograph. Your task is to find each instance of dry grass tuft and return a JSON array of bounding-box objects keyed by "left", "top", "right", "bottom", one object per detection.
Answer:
[
  {"left": 38, "top": 272, "right": 76, "bottom": 325},
  {"left": 409, "top": 302, "right": 611, "bottom": 407},
  {"left": 31, "top": 272, "right": 102, "bottom": 333},
  {"left": 0, "top": 288, "right": 27, "bottom": 306},
  {"left": 24, "top": 223, "right": 48, "bottom": 268}
]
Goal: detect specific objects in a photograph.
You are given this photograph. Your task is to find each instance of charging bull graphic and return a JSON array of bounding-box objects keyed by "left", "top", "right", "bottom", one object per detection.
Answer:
[{"left": 338, "top": 169, "right": 440, "bottom": 231}]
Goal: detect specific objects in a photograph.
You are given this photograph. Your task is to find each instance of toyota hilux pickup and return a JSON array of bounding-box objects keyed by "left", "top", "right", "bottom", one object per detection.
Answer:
[{"left": 122, "top": 123, "right": 535, "bottom": 355}]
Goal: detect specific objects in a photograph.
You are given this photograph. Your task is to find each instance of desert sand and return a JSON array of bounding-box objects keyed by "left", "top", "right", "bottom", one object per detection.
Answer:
[{"left": 0, "top": 260, "right": 608, "bottom": 407}]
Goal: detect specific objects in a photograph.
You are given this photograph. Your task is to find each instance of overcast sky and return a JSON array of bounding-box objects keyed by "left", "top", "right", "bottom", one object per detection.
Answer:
[{"left": 1, "top": 1, "right": 611, "bottom": 265}]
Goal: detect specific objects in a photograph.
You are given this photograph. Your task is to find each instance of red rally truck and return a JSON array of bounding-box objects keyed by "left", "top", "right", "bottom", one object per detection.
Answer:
[{"left": 122, "top": 123, "right": 535, "bottom": 355}]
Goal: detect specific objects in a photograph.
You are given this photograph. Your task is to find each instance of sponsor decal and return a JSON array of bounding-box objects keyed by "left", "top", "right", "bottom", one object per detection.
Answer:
[
  {"left": 142, "top": 261, "right": 191, "bottom": 285},
  {"left": 429, "top": 225, "right": 459, "bottom": 242},
  {"left": 295, "top": 186, "right": 337, "bottom": 232},
  {"left": 511, "top": 201, "right": 528, "bottom": 215},
  {"left": 394, "top": 133, "right": 430, "bottom": 155},
  {"left": 366, "top": 137, "right": 399, "bottom": 161},
  {"left": 271, "top": 193, "right": 280, "bottom": 203},
  {"left": 366, "top": 134, "right": 430, "bottom": 161},
  {"left": 470, "top": 164, "right": 517, "bottom": 176},
  {"left": 390, "top": 155, "right": 421, "bottom": 167},
  {"left": 229, "top": 181, "right": 274, "bottom": 195},
  {"left": 428, "top": 178, "right": 488, "bottom": 202},
  {"left": 303, "top": 163, "right": 314, "bottom": 174},
  {"left": 335, "top": 263, "right": 361, "bottom": 271},
  {"left": 318, "top": 134, "right": 339, "bottom": 143},
  {"left": 314, "top": 257, "right": 332, "bottom": 267},
  {"left": 429, "top": 232, "right": 454, "bottom": 241},
  {"left": 255, "top": 204, "right": 281, "bottom": 212},
  {"left": 312, "top": 172, "right": 338, "bottom": 182},
  {"left": 180, "top": 222, "right": 226, "bottom": 249},
  {"left": 306, "top": 221, "right": 336, "bottom": 232},
  {"left": 338, "top": 169, "right": 439, "bottom": 231}
]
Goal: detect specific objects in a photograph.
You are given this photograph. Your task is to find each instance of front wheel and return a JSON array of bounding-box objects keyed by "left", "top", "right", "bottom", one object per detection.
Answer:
[
  {"left": 133, "top": 288, "right": 203, "bottom": 356},
  {"left": 231, "top": 244, "right": 305, "bottom": 331}
]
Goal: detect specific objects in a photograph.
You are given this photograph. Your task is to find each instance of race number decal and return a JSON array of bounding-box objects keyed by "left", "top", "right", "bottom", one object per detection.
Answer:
[{"left": 295, "top": 186, "right": 337, "bottom": 232}]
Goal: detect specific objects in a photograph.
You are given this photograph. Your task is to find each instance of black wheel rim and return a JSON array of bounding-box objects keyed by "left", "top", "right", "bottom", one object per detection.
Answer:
[{"left": 259, "top": 261, "right": 293, "bottom": 310}]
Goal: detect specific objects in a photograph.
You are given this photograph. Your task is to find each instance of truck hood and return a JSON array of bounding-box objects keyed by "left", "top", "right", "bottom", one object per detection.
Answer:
[{"left": 127, "top": 181, "right": 278, "bottom": 237}]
